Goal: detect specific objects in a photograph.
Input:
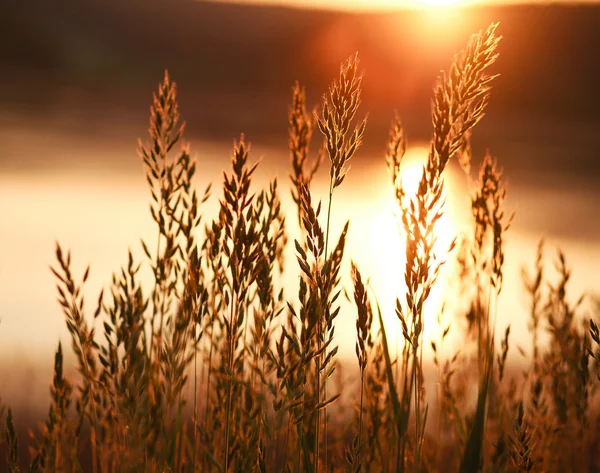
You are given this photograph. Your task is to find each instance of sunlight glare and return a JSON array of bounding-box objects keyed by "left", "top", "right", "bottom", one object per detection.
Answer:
[
  {"left": 358, "top": 147, "right": 458, "bottom": 354},
  {"left": 416, "top": 0, "right": 468, "bottom": 7}
]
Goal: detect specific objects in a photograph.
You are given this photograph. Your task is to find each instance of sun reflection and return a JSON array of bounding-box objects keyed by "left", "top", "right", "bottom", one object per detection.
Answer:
[{"left": 345, "top": 146, "right": 460, "bottom": 357}]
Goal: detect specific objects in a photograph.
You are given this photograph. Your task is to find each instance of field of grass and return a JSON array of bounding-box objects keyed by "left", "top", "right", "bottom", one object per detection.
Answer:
[{"left": 1, "top": 22, "right": 599, "bottom": 473}]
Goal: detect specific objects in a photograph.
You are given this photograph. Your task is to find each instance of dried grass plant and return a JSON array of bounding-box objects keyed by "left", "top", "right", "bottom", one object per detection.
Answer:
[{"left": 2, "top": 21, "right": 599, "bottom": 473}]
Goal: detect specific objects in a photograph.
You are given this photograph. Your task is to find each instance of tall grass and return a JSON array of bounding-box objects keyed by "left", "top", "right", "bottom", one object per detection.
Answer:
[{"left": 2, "top": 22, "right": 599, "bottom": 473}]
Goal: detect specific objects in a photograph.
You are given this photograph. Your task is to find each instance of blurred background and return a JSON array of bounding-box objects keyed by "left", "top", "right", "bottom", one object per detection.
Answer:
[{"left": 1, "top": 0, "right": 599, "bottom": 421}]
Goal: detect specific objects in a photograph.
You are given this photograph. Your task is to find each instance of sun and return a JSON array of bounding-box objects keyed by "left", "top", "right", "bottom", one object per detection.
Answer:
[{"left": 416, "top": 0, "right": 467, "bottom": 7}]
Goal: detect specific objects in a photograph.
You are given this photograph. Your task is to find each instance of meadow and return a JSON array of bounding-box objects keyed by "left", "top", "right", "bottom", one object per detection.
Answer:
[{"left": 1, "top": 22, "right": 599, "bottom": 473}]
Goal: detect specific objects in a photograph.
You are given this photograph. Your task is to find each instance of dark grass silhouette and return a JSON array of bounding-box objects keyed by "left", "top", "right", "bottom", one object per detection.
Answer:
[{"left": 1, "top": 22, "right": 599, "bottom": 473}]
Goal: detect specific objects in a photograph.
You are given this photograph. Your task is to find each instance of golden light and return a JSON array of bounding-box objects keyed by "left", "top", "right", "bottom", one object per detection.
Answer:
[
  {"left": 416, "top": 0, "right": 468, "bottom": 7},
  {"left": 345, "top": 146, "right": 460, "bottom": 356}
]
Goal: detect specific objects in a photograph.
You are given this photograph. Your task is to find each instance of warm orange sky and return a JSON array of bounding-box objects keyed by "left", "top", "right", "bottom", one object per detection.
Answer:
[{"left": 210, "top": 0, "right": 598, "bottom": 11}]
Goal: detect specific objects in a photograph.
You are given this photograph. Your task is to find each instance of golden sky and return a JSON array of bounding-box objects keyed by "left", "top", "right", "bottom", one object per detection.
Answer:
[{"left": 210, "top": 0, "right": 598, "bottom": 11}]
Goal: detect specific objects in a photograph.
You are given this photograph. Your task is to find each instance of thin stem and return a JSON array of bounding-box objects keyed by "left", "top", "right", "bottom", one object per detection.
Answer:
[
  {"left": 320, "top": 177, "right": 335, "bottom": 473},
  {"left": 193, "top": 332, "right": 198, "bottom": 473},
  {"left": 357, "top": 369, "right": 365, "bottom": 468},
  {"left": 478, "top": 318, "right": 482, "bottom": 378},
  {"left": 86, "top": 373, "right": 100, "bottom": 473},
  {"left": 414, "top": 310, "right": 425, "bottom": 473},
  {"left": 203, "top": 307, "right": 217, "bottom": 473},
  {"left": 224, "top": 291, "right": 238, "bottom": 472},
  {"left": 177, "top": 391, "right": 186, "bottom": 471},
  {"left": 296, "top": 391, "right": 303, "bottom": 473},
  {"left": 314, "top": 349, "right": 321, "bottom": 473},
  {"left": 324, "top": 178, "right": 334, "bottom": 274},
  {"left": 413, "top": 340, "right": 420, "bottom": 473}
]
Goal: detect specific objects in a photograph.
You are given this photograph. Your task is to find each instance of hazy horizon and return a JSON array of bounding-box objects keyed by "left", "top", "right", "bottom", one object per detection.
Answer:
[{"left": 208, "top": 0, "right": 600, "bottom": 12}]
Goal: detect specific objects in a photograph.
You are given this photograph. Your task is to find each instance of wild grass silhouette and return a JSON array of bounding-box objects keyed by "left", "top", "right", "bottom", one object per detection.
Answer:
[{"left": 1, "top": 22, "right": 599, "bottom": 473}]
